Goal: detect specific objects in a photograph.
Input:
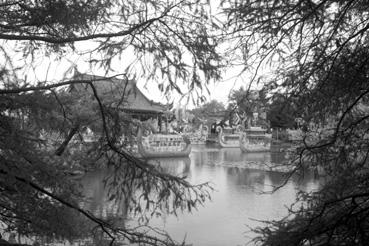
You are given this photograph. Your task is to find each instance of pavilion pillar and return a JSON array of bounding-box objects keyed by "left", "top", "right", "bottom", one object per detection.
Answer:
[
  {"left": 165, "top": 117, "right": 168, "bottom": 134},
  {"left": 158, "top": 115, "right": 162, "bottom": 133}
]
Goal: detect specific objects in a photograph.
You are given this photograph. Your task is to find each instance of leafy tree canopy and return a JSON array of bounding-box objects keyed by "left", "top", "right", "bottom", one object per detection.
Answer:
[
  {"left": 267, "top": 94, "right": 299, "bottom": 129},
  {"left": 191, "top": 99, "right": 226, "bottom": 117},
  {"left": 3, "top": 0, "right": 369, "bottom": 245},
  {"left": 0, "top": 0, "right": 221, "bottom": 245},
  {"left": 224, "top": 0, "right": 369, "bottom": 245},
  {"left": 227, "top": 86, "right": 269, "bottom": 116}
]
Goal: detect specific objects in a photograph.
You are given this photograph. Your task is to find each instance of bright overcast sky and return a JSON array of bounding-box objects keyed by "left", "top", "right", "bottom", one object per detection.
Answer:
[
  {"left": 2, "top": 41, "right": 253, "bottom": 109},
  {"left": 1, "top": 0, "right": 277, "bottom": 110},
  {"left": 2, "top": 24, "right": 274, "bottom": 111}
]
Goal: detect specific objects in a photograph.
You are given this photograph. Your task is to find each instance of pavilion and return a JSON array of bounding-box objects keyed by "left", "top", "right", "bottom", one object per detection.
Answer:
[{"left": 69, "top": 73, "right": 169, "bottom": 123}]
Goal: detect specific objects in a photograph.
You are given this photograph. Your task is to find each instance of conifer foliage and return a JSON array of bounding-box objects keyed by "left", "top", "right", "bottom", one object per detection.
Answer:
[
  {"left": 0, "top": 0, "right": 219, "bottom": 245},
  {"left": 225, "top": 1, "right": 369, "bottom": 245}
]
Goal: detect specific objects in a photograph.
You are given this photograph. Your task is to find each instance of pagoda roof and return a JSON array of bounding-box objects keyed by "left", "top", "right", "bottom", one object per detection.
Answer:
[{"left": 69, "top": 73, "right": 168, "bottom": 114}]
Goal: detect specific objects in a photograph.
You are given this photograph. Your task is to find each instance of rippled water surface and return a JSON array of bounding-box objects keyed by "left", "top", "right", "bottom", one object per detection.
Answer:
[{"left": 82, "top": 145, "right": 319, "bottom": 246}]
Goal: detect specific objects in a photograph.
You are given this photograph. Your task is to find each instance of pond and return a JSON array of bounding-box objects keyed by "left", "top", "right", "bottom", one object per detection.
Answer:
[{"left": 81, "top": 145, "right": 319, "bottom": 246}]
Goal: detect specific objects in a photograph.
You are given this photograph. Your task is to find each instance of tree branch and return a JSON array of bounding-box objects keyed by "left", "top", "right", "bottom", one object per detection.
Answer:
[
  {"left": 0, "top": 6, "right": 172, "bottom": 44},
  {"left": 54, "top": 123, "right": 80, "bottom": 156},
  {"left": 0, "top": 74, "right": 125, "bottom": 94}
]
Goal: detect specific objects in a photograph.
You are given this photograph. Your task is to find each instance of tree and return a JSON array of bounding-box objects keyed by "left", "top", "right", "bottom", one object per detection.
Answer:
[
  {"left": 0, "top": 1, "right": 220, "bottom": 245},
  {"left": 267, "top": 94, "right": 299, "bottom": 129},
  {"left": 228, "top": 87, "right": 269, "bottom": 115},
  {"left": 224, "top": 0, "right": 369, "bottom": 245},
  {"left": 190, "top": 99, "right": 226, "bottom": 119}
]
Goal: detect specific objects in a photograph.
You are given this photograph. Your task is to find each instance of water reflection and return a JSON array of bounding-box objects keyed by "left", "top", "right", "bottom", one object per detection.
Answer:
[
  {"left": 148, "top": 157, "right": 191, "bottom": 176},
  {"left": 194, "top": 146, "right": 288, "bottom": 167},
  {"left": 81, "top": 168, "right": 128, "bottom": 220},
  {"left": 81, "top": 145, "right": 319, "bottom": 246}
]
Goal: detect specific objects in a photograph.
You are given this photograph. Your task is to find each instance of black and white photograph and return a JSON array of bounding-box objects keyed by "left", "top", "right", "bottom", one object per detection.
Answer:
[{"left": 1, "top": 1, "right": 368, "bottom": 245}]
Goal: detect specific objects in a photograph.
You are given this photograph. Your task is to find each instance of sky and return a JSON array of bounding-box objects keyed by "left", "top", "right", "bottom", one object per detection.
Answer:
[
  {"left": 137, "top": 68, "right": 250, "bottom": 109},
  {"left": 0, "top": 0, "right": 276, "bottom": 110},
  {"left": 1, "top": 40, "right": 255, "bottom": 110},
  {"left": 2, "top": 27, "right": 273, "bottom": 111},
  {"left": 136, "top": 60, "right": 273, "bottom": 109},
  {"left": 2, "top": 50, "right": 268, "bottom": 111}
]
